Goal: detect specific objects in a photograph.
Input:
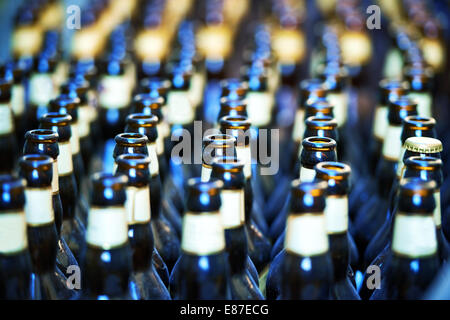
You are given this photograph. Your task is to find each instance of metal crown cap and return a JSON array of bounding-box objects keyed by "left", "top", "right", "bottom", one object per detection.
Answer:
[{"left": 404, "top": 137, "right": 443, "bottom": 153}]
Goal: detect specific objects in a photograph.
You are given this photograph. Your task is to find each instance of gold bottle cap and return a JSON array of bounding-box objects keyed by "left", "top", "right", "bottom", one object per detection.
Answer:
[{"left": 404, "top": 137, "right": 443, "bottom": 153}]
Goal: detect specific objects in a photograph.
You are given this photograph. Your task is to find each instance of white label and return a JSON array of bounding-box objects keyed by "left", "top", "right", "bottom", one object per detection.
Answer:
[
  {"left": 157, "top": 121, "right": 170, "bottom": 139},
  {"left": 147, "top": 143, "right": 159, "bottom": 176},
  {"left": 99, "top": 75, "right": 131, "bottom": 109},
  {"left": 58, "top": 142, "right": 73, "bottom": 175},
  {"left": 246, "top": 92, "right": 273, "bottom": 127},
  {"left": 236, "top": 146, "right": 251, "bottom": 178},
  {"left": 29, "top": 73, "right": 54, "bottom": 105},
  {"left": 373, "top": 105, "right": 388, "bottom": 140},
  {"left": 392, "top": 213, "right": 437, "bottom": 258},
  {"left": 53, "top": 61, "right": 68, "bottom": 89},
  {"left": 24, "top": 188, "right": 54, "bottom": 226},
  {"left": 201, "top": 164, "right": 212, "bottom": 182},
  {"left": 292, "top": 109, "right": 305, "bottom": 142},
  {"left": 285, "top": 214, "right": 329, "bottom": 256},
  {"left": 11, "top": 84, "right": 25, "bottom": 116},
  {"left": 125, "top": 187, "right": 151, "bottom": 224},
  {"left": 181, "top": 212, "right": 225, "bottom": 255},
  {"left": 155, "top": 129, "right": 165, "bottom": 156},
  {"left": 300, "top": 166, "right": 316, "bottom": 182},
  {"left": 0, "top": 212, "right": 28, "bottom": 254},
  {"left": 86, "top": 207, "right": 128, "bottom": 249},
  {"left": 70, "top": 123, "right": 80, "bottom": 154},
  {"left": 382, "top": 125, "right": 403, "bottom": 161},
  {"left": 0, "top": 104, "right": 14, "bottom": 135},
  {"left": 383, "top": 48, "right": 403, "bottom": 79},
  {"left": 189, "top": 71, "right": 205, "bottom": 108},
  {"left": 324, "top": 196, "right": 348, "bottom": 234},
  {"left": 52, "top": 160, "right": 59, "bottom": 193},
  {"left": 220, "top": 189, "right": 245, "bottom": 228},
  {"left": 396, "top": 146, "right": 406, "bottom": 178},
  {"left": 409, "top": 92, "right": 432, "bottom": 118},
  {"left": 166, "top": 91, "right": 194, "bottom": 125},
  {"left": 434, "top": 191, "right": 441, "bottom": 227},
  {"left": 327, "top": 92, "right": 348, "bottom": 127},
  {"left": 78, "top": 105, "right": 91, "bottom": 138}
]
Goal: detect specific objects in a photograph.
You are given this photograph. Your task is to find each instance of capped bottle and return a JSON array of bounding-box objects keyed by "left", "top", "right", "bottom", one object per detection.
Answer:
[
  {"left": 0, "top": 175, "right": 32, "bottom": 299},
  {"left": 115, "top": 154, "right": 171, "bottom": 299},
  {"left": 81, "top": 173, "right": 132, "bottom": 300},
  {"left": 19, "top": 154, "right": 77, "bottom": 299},
  {"left": 170, "top": 178, "right": 231, "bottom": 300}
]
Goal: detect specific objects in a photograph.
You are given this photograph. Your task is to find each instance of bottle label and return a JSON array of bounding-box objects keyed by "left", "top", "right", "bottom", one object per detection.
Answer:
[
  {"left": 0, "top": 211, "right": 28, "bottom": 254},
  {"left": 324, "top": 195, "right": 348, "bottom": 234},
  {"left": 236, "top": 146, "right": 252, "bottom": 178},
  {"left": 396, "top": 146, "right": 406, "bottom": 178},
  {"left": 0, "top": 104, "right": 14, "bottom": 135},
  {"left": 409, "top": 92, "right": 432, "bottom": 118},
  {"left": 382, "top": 48, "right": 403, "bottom": 79},
  {"left": 220, "top": 189, "right": 245, "bottom": 228},
  {"left": 11, "top": 84, "right": 25, "bottom": 116},
  {"left": 155, "top": 128, "right": 165, "bottom": 156},
  {"left": 157, "top": 121, "right": 170, "bottom": 139},
  {"left": 78, "top": 104, "right": 91, "bottom": 138},
  {"left": 299, "top": 166, "right": 316, "bottom": 182},
  {"left": 52, "top": 160, "right": 59, "bottom": 194},
  {"left": 86, "top": 206, "right": 128, "bottom": 249},
  {"left": 70, "top": 123, "right": 80, "bottom": 154},
  {"left": 181, "top": 212, "right": 225, "bottom": 255},
  {"left": 189, "top": 71, "right": 205, "bottom": 108},
  {"left": 29, "top": 73, "right": 54, "bottom": 106},
  {"left": 53, "top": 61, "right": 68, "bottom": 90},
  {"left": 434, "top": 190, "right": 441, "bottom": 227},
  {"left": 147, "top": 143, "right": 159, "bottom": 177},
  {"left": 125, "top": 187, "right": 151, "bottom": 224},
  {"left": 382, "top": 125, "right": 403, "bottom": 161},
  {"left": 392, "top": 213, "right": 437, "bottom": 258},
  {"left": 327, "top": 92, "right": 348, "bottom": 127},
  {"left": 372, "top": 105, "right": 388, "bottom": 140},
  {"left": 292, "top": 109, "right": 305, "bottom": 142},
  {"left": 200, "top": 164, "right": 212, "bottom": 182},
  {"left": 166, "top": 91, "right": 194, "bottom": 125},
  {"left": 285, "top": 214, "right": 329, "bottom": 256},
  {"left": 58, "top": 142, "right": 74, "bottom": 176},
  {"left": 24, "top": 188, "right": 54, "bottom": 226},
  {"left": 246, "top": 91, "right": 273, "bottom": 127},
  {"left": 98, "top": 75, "right": 131, "bottom": 109}
]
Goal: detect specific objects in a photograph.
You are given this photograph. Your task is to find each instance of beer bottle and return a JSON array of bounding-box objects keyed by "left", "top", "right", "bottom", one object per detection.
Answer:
[
  {"left": 19, "top": 154, "right": 77, "bottom": 299},
  {"left": 0, "top": 175, "right": 32, "bottom": 299},
  {"left": 39, "top": 113, "right": 86, "bottom": 262},
  {"left": 210, "top": 157, "right": 263, "bottom": 299},
  {"left": 81, "top": 173, "right": 132, "bottom": 299},
  {"left": 371, "top": 178, "right": 440, "bottom": 300},
  {"left": 115, "top": 154, "right": 171, "bottom": 299},
  {"left": 170, "top": 178, "right": 231, "bottom": 300}
]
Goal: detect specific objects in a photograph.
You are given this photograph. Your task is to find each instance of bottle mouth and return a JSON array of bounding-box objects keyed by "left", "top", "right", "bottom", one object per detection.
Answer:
[
  {"left": 25, "top": 129, "right": 59, "bottom": 143},
  {"left": 203, "top": 133, "right": 236, "bottom": 149},
  {"left": 403, "top": 115, "right": 436, "bottom": 129},
  {"left": 186, "top": 177, "right": 223, "bottom": 196},
  {"left": 305, "top": 116, "right": 337, "bottom": 130},
  {"left": 19, "top": 154, "right": 53, "bottom": 170},
  {"left": 219, "top": 115, "right": 251, "bottom": 130},
  {"left": 126, "top": 113, "right": 159, "bottom": 127},
  {"left": 116, "top": 153, "right": 150, "bottom": 169},
  {"left": 302, "top": 136, "right": 336, "bottom": 151},
  {"left": 114, "top": 133, "right": 148, "bottom": 146},
  {"left": 405, "top": 156, "right": 442, "bottom": 171},
  {"left": 219, "top": 97, "right": 247, "bottom": 110},
  {"left": 40, "top": 112, "right": 72, "bottom": 126},
  {"left": 91, "top": 172, "right": 128, "bottom": 190},
  {"left": 315, "top": 161, "right": 351, "bottom": 180},
  {"left": 133, "top": 94, "right": 164, "bottom": 109},
  {"left": 211, "top": 156, "right": 244, "bottom": 173},
  {"left": 139, "top": 77, "right": 171, "bottom": 93}
]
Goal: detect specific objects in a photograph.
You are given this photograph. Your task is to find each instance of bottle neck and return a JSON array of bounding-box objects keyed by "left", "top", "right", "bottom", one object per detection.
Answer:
[
  {"left": 24, "top": 187, "right": 54, "bottom": 226},
  {"left": 51, "top": 159, "right": 59, "bottom": 195},
  {"left": 201, "top": 163, "right": 212, "bottom": 182},
  {"left": 146, "top": 142, "right": 159, "bottom": 177},
  {"left": 324, "top": 195, "right": 349, "bottom": 235},
  {"left": 57, "top": 141, "right": 74, "bottom": 177},
  {"left": 181, "top": 211, "right": 225, "bottom": 256},
  {"left": 372, "top": 104, "right": 388, "bottom": 141},
  {"left": 70, "top": 121, "right": 81, "bottom": 155},
  {"left": 220, "top": 188, "right": 245, "bottom": 229},
  {"left": 0, "top": 103, "right": 14, "bottom": 136},
  {"left": 0, "top": 210, "right": 28, "bottom": 255},
  {"left": 392, "top": 212, "right": 437, "bottom": 259},
  {"left": 408, "top": 91, "right": 432, "bottom": 118},
  {"left": 292, "top": 108, "right": 305, "bottom": 143},
  {"left": 125, "top": 186, "right": 151, "bottom": 225},
  {"left": 285, "top": 213, "right": 329, "bottom": 257}
]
